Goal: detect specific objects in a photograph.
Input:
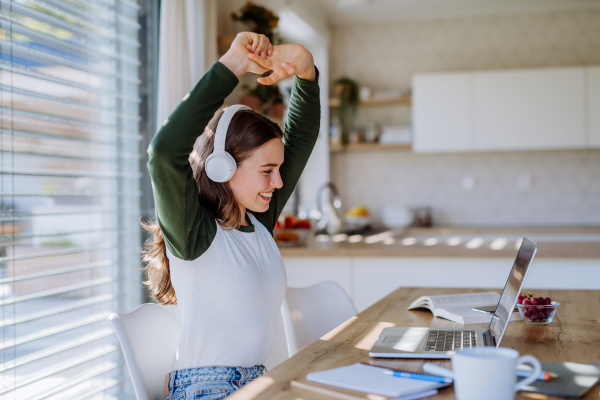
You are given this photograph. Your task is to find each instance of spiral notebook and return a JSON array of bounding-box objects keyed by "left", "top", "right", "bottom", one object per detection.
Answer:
[{"left": 303, "top": 363, "right": 449, "bottom": 398}]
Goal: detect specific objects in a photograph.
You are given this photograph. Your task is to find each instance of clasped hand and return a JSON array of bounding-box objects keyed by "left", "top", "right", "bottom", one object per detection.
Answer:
[{"left": 219, "top": 32, "right": 316, "bottom": 83}]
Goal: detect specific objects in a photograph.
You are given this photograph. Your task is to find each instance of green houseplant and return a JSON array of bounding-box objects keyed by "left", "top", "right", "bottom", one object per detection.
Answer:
[
  {"left": 241, "top": 83, "right": 284, "bottom": 118},
  {"left": 334, "top": 77, "right": 359, "bottom": 146},
  {"left": 231, "top": 2, "right": 281, "bottom": 44}
]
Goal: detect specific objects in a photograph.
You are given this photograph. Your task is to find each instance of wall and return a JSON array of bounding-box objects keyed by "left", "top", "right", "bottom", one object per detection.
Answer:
[{"left": 329, "top": 9, "right": 600, "bottom": 226}]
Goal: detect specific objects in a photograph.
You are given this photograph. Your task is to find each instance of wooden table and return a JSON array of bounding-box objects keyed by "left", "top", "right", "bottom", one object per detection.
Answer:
[{"left": 229, "top": 287, "right": 600, "bottom": 400}]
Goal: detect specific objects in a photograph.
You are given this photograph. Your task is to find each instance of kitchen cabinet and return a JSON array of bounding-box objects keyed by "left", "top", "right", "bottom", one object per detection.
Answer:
[
  {"left": 412, "top": 73, "right": 472, "bottom": 153},
  {"left": 473, "top": 67, "right": 586, "bottom": 151},
  {"left": 283, "top": 257, "right": 353, "bottom": 298},
  {"left": 589, "top": 66, "right": 600, "bottom": 148},
  {"left": 412, "top": 66, "right": 595, "bottom": 153}
]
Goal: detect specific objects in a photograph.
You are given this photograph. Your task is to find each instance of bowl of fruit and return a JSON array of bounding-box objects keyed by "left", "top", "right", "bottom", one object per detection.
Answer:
[
  {"left": 274, "top": 215, "right": 311, "bottom": 247},
  {"left": 516, "top": 292, "right": 560, "bottom": 325}
]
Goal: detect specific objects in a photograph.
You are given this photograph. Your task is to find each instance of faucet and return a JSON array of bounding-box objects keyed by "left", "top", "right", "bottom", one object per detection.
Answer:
[{"left": 316, "top": 183, "right": 344, "bottom": 235}]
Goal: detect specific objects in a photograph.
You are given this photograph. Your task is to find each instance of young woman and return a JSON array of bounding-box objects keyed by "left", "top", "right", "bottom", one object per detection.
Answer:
[{"left": 142, "top": 32, "right": 320, "bottom": 400}]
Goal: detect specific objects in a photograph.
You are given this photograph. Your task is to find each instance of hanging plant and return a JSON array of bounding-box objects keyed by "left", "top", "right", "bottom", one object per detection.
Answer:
[
  {"left": 335, "top": 77, "right": 359, "bottom": 146},
  {"left": 231, "top": 2, "right": 281, "bottom": 44}
]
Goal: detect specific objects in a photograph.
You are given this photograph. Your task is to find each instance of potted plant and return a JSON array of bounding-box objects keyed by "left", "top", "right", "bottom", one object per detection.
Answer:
[
  {"left": 231, "top": 2, "right": 281, "bottom": 44},
  {"left": 334, "top": 77, "right": 359, "bottom": 146},
  {"left": 240, "top": 83, "right": 284, "bottom": 119}
]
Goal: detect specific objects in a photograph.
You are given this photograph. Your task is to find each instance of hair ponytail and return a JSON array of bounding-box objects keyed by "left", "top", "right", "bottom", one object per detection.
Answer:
[
  {"left": 141, "top": 218, "right": 177, "bottom": 304},
  {"left": 141, "top": 106, "right": 283, "bottom": 304}
]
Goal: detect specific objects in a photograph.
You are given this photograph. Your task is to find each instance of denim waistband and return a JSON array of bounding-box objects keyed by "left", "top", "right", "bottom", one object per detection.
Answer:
[{"left": 169, "top": 365, "right": 267, "bottom": 390}]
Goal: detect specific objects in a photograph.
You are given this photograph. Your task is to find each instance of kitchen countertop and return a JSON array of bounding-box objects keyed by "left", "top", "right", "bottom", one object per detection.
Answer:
[{"left": 278, "top": 227, "right": 600, "bottom": 258}]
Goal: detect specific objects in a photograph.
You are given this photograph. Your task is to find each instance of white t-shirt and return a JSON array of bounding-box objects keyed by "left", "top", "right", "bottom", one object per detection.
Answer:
[{"left": 167, "top": 213, "right": 287, "bottom": 371}]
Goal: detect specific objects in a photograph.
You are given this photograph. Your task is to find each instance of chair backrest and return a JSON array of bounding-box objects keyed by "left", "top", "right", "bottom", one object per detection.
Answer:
[
  {"left": 107, "top": 303, "right": 180, "bottom": 400},
  {"left": 281, "top": 281, "right": 357, "bottom": 357}
]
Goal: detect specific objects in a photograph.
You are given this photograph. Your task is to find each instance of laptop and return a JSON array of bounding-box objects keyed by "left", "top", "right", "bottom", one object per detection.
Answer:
[{"left": 369, "top": 237, "right": 537, "bottom": 359}]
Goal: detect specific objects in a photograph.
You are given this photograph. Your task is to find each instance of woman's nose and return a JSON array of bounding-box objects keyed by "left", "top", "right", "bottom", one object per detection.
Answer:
[{"left": 271, "top": 171, "right": 283, "bottom": 189}]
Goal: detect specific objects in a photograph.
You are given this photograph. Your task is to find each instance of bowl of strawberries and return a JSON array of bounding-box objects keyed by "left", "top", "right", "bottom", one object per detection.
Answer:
[{"left": 516, "top": 291, "right": 560, "bottom": 325}]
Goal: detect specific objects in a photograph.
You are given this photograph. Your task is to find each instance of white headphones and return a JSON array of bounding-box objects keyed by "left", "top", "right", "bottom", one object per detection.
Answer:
[{"left": 205, "top": 105, "right": 251, "bottom": 182}]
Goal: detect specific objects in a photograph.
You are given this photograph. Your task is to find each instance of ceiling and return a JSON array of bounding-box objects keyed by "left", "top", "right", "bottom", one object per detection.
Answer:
[{"left": 313, "top": 0, "right": 600, "bottom": 25}]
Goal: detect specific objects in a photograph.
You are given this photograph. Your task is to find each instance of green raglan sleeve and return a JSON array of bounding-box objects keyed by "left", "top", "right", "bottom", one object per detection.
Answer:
[
  {"left": 147, "top": 62, "right": 239, "bottom": 260},
  {"left": 254, "top": 67, "right": 321, "bottom": 233}
]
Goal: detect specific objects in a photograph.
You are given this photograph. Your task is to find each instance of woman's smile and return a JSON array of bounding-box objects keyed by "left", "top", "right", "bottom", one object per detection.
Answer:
[{"left": 259, "top": 191, "right": 273, "bottom": 202}]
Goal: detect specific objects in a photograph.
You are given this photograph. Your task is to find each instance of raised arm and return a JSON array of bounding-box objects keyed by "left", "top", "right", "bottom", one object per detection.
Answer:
[
  {"left": 246, "top": 45, "right": 321, "bottom": 232},
  {"left": 147, "top": 33, "right": 274, "bottom": 259}
]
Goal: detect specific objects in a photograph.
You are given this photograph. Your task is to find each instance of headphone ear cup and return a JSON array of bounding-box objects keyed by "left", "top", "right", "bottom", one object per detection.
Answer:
[{"left": 205, "top": 150, "right": 237, "bottom": 182}]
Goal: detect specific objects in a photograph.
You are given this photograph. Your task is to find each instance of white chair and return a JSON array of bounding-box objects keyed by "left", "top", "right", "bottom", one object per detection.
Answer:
[
  {"left": 107, "top": 304, "right": 180, "bottom": 400},
  {"left": 281, "top": 281, "right": 357, "bottom": 357}
]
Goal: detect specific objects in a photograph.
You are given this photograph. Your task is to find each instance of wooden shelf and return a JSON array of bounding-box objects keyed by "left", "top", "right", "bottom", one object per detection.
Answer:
[
  {"left": 328, "top": 96, "right": 411, "bottom": 108},
  {"left": 329, "top": 142, "right": 411, "bottom": 153}
]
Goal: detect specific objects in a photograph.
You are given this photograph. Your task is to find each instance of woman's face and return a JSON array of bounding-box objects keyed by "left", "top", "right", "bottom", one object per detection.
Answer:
[{"left": 228, "top": 138, "right": 284, "bottom": 215}]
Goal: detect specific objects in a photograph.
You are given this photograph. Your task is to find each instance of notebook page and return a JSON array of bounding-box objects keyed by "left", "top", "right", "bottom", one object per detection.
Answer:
[
  {"left": 429, "top": 292, "right": 499, "bottom": 308},
  {"left": 306, "top": 363, "right": 442, "bottom": 397}
]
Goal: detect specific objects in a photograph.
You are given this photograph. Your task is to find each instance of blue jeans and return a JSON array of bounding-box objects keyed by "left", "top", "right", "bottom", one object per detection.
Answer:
[{"left": 164, "top": 365, "right": 267, "bottom": 400}]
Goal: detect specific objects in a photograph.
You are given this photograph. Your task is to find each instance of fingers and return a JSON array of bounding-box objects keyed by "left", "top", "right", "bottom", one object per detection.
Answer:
[
  {"left": 257, "top": 35, "right": 272, "bottom": 57},
  {"left": 257, "top": 69, "right": 288, "bottom": 85},
  {"left": 257, "top": 74, "right": 279, "bottom": 85},
  {"left": 243, "top": 33, "right": 271, "bottom": 57},
  {"left": 281, "top": 62, "right": 296, "bottom": 76},
  {"left": 247, "top": 52, "right": 274, "bottom": 70},
  {"left": 257, "top": 63, "right": 294, "bottom": 84}
]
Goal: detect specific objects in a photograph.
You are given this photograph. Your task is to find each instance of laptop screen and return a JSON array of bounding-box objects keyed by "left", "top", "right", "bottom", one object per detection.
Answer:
[{"left": 488, "top": 237, "right": 537, "bottom": 346}]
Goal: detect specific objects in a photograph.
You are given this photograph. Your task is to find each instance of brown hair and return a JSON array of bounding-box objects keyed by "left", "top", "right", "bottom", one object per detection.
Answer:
[{"left": 142, "top": 106, "right": 284, "bottom": 304}]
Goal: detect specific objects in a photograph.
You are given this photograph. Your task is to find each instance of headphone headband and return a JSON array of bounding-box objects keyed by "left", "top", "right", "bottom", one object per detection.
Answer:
[
  {"left": 205, "top": 105, "right": 251, "bottom": 183},
  {"left": 214, "top": 105, "right": 251, "bottom": 151}
]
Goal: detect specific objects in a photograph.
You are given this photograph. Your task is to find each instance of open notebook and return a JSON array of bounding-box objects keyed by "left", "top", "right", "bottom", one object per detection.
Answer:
[
  {"left": 300, "top": 363, "right": 449, "bottom": 399},
  {"left": 407, "top": 291, "right": 521, "bottom": 324}
]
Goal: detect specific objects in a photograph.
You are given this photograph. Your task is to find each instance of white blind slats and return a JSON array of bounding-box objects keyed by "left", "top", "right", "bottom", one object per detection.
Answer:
[
  {"left": 0, "top": 21, "right": 141, "bottom": 68},
  {"left": 0, "top": 312, "right": 110, "bottom": 351},
  {"left": 0, "top": 242, "right": 113, "bottom": 263},
  {"left": 28, "top": 362, "right": 119, "bottom": 400},
  {"left": 0, "top": 277, "right": 114, "bottom": 306},
  {"left": 3, "top": 2, "right": 140, "bottom": 46},
  {"left": 0, "top": 64, "right": 142, "bottom": 102},
  {"left": 0, "top": 293, "right": 115, "bottom": 328},
  {"left": 0, "top": 328, "right": 113, "bottom": 373},
  {"left": 1, "top": 169, "right": 142, "bottom": 179},
  {"left": 0, "top": 345, "right": 118, "bottom": 396},
  {"left": 0, "top": 38, "right": 141, "bottom": 83},
  {"left": 40, "top": 0, "right": 140, "bottom": 29},
  {"left": 2, "top": 0, "right": 141, "bottom": 397},
  {"left": 1, "top": 85, "right": 142, "bottom": 120},
  {"left": 66, "top": 376, "right": 119, "bottom": 400},
  {"left": 0, "top": 260, "right": 113, "bottom": 283}
]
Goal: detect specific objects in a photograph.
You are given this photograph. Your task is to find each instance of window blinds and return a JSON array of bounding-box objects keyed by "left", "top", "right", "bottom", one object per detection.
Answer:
[{"left": 0, "top": 0, "right": 142, "bottom": 398}]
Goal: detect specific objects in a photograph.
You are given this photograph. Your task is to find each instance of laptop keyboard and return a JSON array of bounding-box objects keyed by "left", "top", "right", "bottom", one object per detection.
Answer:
[{"left": 424, "top": 330, "right": 476, "bottom": 352}]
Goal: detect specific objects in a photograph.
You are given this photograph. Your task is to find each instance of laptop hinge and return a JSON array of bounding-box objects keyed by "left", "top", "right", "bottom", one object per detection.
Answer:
[{"left": 482, "top": 330, "right": 496, "bottom": 347}]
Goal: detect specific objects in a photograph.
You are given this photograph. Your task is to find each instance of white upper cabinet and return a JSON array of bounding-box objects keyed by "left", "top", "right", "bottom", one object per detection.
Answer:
[
  {"left": 589, "top": 67, "right": 600, "bottom": 148},
  {"left": 473, "top": 67, "right": 586, "bottom": 151},
  {"left": 412, "top": 66, "right": 595, "bottom": 153},
  {"left": 412, "top": 73, "right": 472, "bottom": 153}
]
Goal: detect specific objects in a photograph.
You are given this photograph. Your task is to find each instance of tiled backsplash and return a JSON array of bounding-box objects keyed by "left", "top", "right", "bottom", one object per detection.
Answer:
[
  {"left": 329, "top": 10, "right": 600, "bottom": 226},
  {"left": 331, "top": 149, "right": 600, "bottom": 226}
]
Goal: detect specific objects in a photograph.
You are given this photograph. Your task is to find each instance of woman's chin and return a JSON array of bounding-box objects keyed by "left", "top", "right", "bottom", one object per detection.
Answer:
[{"left": 248, "top": 203, "right": 270, "bottom": 213}]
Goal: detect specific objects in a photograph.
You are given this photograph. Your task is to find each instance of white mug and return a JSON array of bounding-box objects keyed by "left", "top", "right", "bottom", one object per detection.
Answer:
[{"left": 451, "top": 347, "right": 541, "bottom": 400}]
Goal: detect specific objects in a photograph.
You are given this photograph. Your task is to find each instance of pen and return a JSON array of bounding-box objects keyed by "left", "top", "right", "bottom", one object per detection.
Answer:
[
  {"left": 517, "top": 368, "right": 557, "bottom": 381},
  {"left": 383, "top": 370, "right": 453, "bottom": 383}
]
